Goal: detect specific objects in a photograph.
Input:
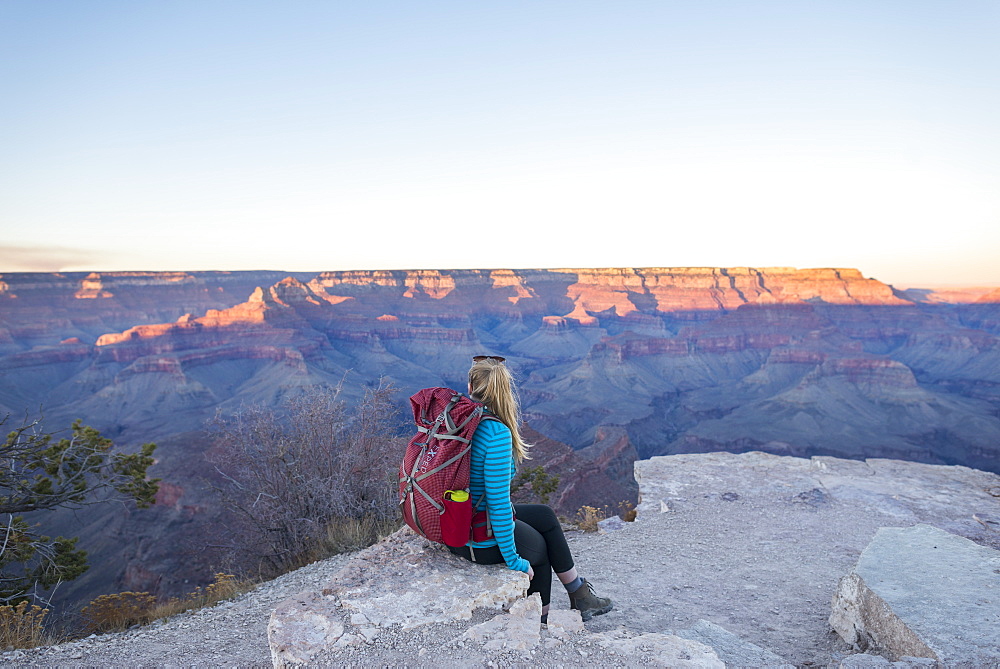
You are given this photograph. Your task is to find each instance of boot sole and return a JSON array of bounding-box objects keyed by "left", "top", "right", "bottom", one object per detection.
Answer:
[{"left": 577, "top": 602, "right": 613, "bottom": 622}]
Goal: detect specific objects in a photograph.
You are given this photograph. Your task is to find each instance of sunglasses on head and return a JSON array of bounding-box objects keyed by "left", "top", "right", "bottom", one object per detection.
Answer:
[{"left": 472, "top": 355, "right": 506, "bottom": 363}]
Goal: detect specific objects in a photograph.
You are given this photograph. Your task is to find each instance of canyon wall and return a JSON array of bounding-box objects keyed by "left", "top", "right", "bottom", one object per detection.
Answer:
[{"left": 1, "top": 267, "right": 998, "bottom": 609}]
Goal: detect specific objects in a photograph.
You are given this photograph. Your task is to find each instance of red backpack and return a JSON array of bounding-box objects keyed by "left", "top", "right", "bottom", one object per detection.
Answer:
[{"left": 398, "top": 387, "right": 496, "bottom": 547}]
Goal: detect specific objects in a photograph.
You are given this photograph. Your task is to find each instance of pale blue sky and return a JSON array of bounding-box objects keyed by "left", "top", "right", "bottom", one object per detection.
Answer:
[{"left": 2, "top": 1, "right": 999, "bottom": 286}]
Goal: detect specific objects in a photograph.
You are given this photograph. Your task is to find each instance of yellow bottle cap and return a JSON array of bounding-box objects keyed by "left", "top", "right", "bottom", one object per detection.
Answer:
[{"left": 445, "top": 490, "right": 470, "bottom": 502}]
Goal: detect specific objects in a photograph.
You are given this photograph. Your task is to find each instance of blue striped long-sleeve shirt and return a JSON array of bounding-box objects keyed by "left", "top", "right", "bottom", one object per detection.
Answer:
[{"left": 467, "top": 419, "right": 530, "bottom": 574}]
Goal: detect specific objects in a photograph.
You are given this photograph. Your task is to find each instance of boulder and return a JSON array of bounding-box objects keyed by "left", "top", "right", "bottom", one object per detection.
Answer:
[
  {"left": 268, "top": 527, "right": 527, "bottom": 666},
  {"left": 318, "top": 527, "right": 527, "bottom": 629},
  {"left": 830, "top": 524, "right": 1000, "bottom": 664},
  {"left": 456, "top": 593, "right": 542, "bottom": 651}
]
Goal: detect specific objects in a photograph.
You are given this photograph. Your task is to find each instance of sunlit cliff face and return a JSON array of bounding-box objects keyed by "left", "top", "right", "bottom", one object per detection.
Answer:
[
  {"left": 1, "top": 266, "right": 998, "bottom": 613},
  {"left": 1, "top": 266, "right": 998, "bottom": 470}
]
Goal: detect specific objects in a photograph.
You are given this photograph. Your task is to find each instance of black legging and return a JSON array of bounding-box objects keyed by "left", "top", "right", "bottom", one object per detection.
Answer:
[{"left": 448, "top": 504, "right": 574, "bottom": 607}]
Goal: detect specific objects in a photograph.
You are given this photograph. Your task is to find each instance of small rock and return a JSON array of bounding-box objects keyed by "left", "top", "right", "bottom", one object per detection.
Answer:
[{"left": 598, "top": 516, "right": 627, "bottom": 533}]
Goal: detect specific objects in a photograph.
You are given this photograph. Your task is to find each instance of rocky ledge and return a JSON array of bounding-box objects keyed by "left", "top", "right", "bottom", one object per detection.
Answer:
[
  {"left": 268, "top": 526, "right": 775, "bottom": 667},
  {"left": 268, "top": 452, "right": 1000, "bottom": 667}
]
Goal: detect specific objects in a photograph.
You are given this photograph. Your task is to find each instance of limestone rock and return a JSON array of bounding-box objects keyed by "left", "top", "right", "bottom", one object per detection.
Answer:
[
  {"left": 459, "top": 593, "right": 542, "bottom": 651},
  {"left": 322, "top": 527, "right": 527, "bottom": 629},
  {"left": 269, "top": 527, "right": 529, "bottom": 665},
  {"left": 674, "top": 619, "right": 792, "bottom": 667},
  {"left": 267, "top": 590, "right": 344, "bottom": 667},
  {"left": 597, "top": 515, "right": 629, "bottom": 532},
  {"left": 830, "top": 524, "right": 1000, "bottom": 664},
  {"left": 545, "top": 608, "right": 585, "bottom": 638}
]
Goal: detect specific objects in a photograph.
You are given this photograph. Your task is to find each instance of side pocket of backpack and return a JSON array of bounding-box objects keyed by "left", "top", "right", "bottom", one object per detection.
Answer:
[{"left": 440, "top": 490, "right": 474, "bottom": 547}]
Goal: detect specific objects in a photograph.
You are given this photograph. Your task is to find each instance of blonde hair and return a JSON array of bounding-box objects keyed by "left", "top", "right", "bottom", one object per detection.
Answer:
[{"left": 468, "top": 358, "right": 531, "bottom": 462}]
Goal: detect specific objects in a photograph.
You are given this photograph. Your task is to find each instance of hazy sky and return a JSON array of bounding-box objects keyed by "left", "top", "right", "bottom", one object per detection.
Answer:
[{"left": 2, "top": 1, "right": 998, "bottom": 286}]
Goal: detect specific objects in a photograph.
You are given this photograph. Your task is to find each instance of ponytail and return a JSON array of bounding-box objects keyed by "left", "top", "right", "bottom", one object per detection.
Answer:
[{"left": 468, "top": 357, "right": 531, "bottom": 462}]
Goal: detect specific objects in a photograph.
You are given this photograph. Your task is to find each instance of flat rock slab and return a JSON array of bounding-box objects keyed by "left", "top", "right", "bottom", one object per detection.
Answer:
[
  {"left": 674, "top": 619, "right": 793, "bottom": 667},
  {"left": 268, "top": 527, "right": 527, "bottom": 665},
  {"left": 610, "top": 452, "right": 999, "bottom": 664},
  {"left": 320, "top": 526, "right": 528, "bottom": 629},
  {"left": 831, "top": 524, "right": 1000, "bottom": 664}
]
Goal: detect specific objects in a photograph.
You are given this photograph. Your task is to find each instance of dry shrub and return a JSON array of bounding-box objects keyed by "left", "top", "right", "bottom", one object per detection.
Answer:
[
  {"left": 575, "top": 505, "right": 607, "bottom": 532},
  {"left": 81, "top": 591, "right": 156, "bottom": 634},
  {"left": 208, "top": 382, "right": 402, "bottom": 576},
  {"left": 575, "top": 500, "right": 637, "bottom": 532},
  {"left": 0, "top": 601, "right": 49, "bottom": 649},
  {"left": 83, "top": 574, "right": 252, "bottom": 634},
  {"left": 149, "top": 573, "right": 249, "bottom": 620},
  {"left": 318, "top": 514, "right": 402, "bottom": 559},
  {"left": 619, "top": 500, "right": 637, "bottom": 522}
]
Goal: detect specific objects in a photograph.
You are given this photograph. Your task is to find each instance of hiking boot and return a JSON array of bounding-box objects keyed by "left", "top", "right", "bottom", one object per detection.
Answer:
[{"left": 568, "top": 578, "right": 613, "bottom": 621}]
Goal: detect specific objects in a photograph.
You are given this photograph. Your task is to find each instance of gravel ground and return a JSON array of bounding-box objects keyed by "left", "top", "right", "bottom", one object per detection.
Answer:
[
  {"left": 1, "top": 553, "right": 354, "bottom": 668},
  {"left": 567, "top": 491, "right": 864, "bottom": 665},
  {"left": 3, "top": 452, "right": 996, "bottom": 667}
]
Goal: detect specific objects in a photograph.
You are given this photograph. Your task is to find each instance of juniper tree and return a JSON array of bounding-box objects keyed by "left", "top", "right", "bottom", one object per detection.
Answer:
[{"left": 0, "top": 417, "right": 159, "bottom": 603}]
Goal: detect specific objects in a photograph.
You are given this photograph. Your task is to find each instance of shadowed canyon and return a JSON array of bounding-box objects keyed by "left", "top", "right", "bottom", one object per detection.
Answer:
[{"left": 1, "top": 267, "right": 998, "bottom": 609}]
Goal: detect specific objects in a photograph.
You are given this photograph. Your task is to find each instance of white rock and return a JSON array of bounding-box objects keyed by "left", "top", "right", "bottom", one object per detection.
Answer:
[
  {"left": 269, "top": 527, "right": 528, "bottom": 663},
  {"left": 830, "top": 525, "right": 1000, "bottom": 664},
  {"left": 545, "top": 608, "right": 585, "bottom": 639},
  {"left": 267, "top": 591, "right": 345, "bottom": 667},
  {"left": 601, "top": 515, "right": 630, "bottom": 533},
  {"left": 326, "top": 527, "right": 527, "bottom": 629},
  {"left": 462, "top": 593, "right": 542, "bottom": 652}
]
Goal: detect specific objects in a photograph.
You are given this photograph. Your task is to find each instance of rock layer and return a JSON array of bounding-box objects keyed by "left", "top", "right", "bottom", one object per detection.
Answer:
[{"left": 830, "top": 525, "right": 1000, "bottom": 663}]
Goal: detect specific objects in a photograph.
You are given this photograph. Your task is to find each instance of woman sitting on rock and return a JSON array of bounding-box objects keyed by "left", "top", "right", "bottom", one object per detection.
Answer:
[{"left": 448, "top": 355, "right": 613, "bottom": 624}]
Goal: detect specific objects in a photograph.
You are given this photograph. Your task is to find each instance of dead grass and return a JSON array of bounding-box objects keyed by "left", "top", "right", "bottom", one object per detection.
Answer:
[
  {"left": 0, "top": 601, "right": 51, "bottom": 650},
  {"left": 81, "top": 573, "right": 254, "bottom": 636},
  {"left": 81, "top": 591, "right": 156, "bottom": 634},
  {"left": 325, "top": 514, "right": 402, "bottom": 554},
  {"left": 147, "top": 573, "right": 250, "bottom": 621},
  {"left": 291, "top": 514, "right": 402, "bottom": 569},
  {"left": 575, "top": 505, "right": 606, "bottom": 532},
  {"left": 619, "top": 500, "right": 637, "bottom": 522}
]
